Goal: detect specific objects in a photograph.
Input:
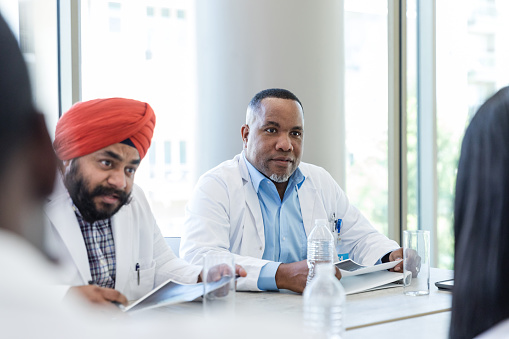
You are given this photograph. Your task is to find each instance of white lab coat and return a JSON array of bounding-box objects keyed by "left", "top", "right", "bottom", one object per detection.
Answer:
[
  {"left": 0, "top": 229, "right": 98, "bottom": 338},
  {"left": 44, "top": 175, "right": 202, "bottom": 301},
  {"left": 180, "top": 153, "right": 399, "bottom": 291}
]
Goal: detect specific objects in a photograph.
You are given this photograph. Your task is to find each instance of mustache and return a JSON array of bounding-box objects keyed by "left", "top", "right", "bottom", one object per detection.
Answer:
[{"left": 89, "top": 185, "right": 130, "bottom": 202}]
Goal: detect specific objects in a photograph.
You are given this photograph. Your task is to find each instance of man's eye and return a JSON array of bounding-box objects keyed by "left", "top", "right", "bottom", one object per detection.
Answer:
[
  {"left": 291, "top": 131, "right": 302, "bottom": 137},
  {"left": 126, "top": 168, "right": 136, "bottom": 175},
  {"left": 266, "top": 128, "right": 277, "bottom": 133},
  {"left": 100, "top": 160, "right": 112, "bottom": 167}
]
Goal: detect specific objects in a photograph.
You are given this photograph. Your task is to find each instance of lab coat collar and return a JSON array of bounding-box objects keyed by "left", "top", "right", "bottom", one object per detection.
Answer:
[
  {"left": 242, "top": 152, "right": 306, "bottom": 194},
  {"left": 45, "top": 185, "right": 92, "bottom": 284},
  {"left": 239, "top": 153, "right": 265, "bottom": 242},
  {"left": 111, "top": 202, "right": 133, "bottom": 291}
]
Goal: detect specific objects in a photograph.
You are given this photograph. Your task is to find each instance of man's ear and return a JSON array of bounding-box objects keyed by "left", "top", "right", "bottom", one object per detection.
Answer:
[
  {"left": 241, "top": 124, "right": 249, "bottom": 147},
  {"left": 29, "top": 113, "right": 57, "bottom": 198}
]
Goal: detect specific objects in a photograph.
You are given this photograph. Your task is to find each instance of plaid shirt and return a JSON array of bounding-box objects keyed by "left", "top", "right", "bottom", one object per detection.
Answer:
[{"left": 73, "top": 203, "right": 116, "bottom": 288}]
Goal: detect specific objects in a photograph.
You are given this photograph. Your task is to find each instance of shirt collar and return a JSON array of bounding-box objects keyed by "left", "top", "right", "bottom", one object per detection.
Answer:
[{"left": 242, "top": 153, "right": 305, "bottom": 193}]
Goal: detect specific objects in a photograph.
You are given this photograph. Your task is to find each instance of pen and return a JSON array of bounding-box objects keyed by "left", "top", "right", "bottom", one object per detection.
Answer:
[
  {"left": 136, "top": 263, "right": 140, "bottom": 285},
  {"left": 336, "top": 219, "right": 342, "bottom": 235}
]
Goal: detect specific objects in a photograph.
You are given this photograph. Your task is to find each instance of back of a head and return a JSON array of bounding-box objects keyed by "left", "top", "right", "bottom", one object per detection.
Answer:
[
  {"left": 450, "top": 86, "right": 509, "bottom": 338},
  {"left": 0, "top": 14, "right": 36, "bottom": 171},
  {"left": 0, "top": 13, "right": 56, "bottom": 245}
]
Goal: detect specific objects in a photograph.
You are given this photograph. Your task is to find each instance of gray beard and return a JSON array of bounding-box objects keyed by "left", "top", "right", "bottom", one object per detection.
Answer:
[{"left": 270, "top": 173, "right": 291, "bottom": 183}]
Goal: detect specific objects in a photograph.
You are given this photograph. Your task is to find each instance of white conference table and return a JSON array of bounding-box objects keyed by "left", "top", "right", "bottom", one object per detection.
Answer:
[{"left": 135, "top": 268, "right": 453, "bottom": 338}]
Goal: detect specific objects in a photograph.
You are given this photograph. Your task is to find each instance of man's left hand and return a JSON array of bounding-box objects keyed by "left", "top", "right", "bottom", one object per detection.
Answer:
[{"left": 388, "top": 248, "right": 403, "bottom": 272}]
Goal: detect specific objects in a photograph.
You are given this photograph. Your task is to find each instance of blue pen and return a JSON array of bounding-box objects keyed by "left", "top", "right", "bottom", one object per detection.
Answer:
[{"left": 336, "top": 219, "right": 342, "bottom": 234}]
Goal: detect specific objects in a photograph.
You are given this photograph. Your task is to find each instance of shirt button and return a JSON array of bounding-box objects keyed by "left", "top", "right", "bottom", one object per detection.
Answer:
[
  {"left": 259, "top": 246, "right": 263, "bottom": 250},
  {"left": 282, "top": 237, "right": 286, "bottom": 241}
]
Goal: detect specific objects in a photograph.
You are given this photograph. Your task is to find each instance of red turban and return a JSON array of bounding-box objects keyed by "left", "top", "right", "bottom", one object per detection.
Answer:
[{"left": 54, "top": 98, "right": 156, "bottom": 160}]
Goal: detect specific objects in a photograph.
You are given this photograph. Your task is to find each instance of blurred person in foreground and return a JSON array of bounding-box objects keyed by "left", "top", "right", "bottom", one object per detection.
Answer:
[
  {"left": 180, "top": 88, "right": 403, "bottom": 293},
  {"left": 0, "top": 12, "right": 115, "bottom": 338},
  {"left": 450, "top": 86, "right": 509, "bottom": 339}
]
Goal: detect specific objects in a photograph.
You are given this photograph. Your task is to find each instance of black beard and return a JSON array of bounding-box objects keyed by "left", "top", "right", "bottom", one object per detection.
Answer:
[{"left": 64, "top": 161, "right": 131, "bottom": 223}]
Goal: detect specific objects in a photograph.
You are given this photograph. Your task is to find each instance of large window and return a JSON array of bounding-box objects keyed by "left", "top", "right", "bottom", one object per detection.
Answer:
[
  {"left": 344, "top": 0, "right": 389, "bottom": 236},
  {"left": 432, "top": 0, "right": 509, "bottom": 268},
  {"left": 0, "top": 0, "right": 59, "bottom": 137},
  {"left": 80, "top": 0, "right": 196, "bottom": 236}
]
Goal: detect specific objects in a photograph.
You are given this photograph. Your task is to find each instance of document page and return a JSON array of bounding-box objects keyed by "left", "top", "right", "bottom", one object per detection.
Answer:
[
  {"left": 334, "top": 259, "right": 405, "bottom": 295},
  {"left": 340, "top": 270, "right": 404, "bottom": 295},
  {"left": 335, "top": 259, "right": 402, "bottom": 277},
  {"left": 124, "top": 275, "right": 232, "bottom": 313}
]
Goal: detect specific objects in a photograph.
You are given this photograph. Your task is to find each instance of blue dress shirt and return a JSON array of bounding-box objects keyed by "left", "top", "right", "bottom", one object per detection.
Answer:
[{"left": 243, "top": 155, "right": 307, "bottom": 291}]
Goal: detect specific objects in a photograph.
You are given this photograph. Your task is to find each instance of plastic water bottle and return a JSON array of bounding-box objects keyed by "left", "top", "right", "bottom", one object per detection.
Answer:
[
  {"left": 307, "top": 218, "right": 334, "bottom": 285},
  {"left": 303, "top": 263, "right": 346, "bottom": 339}
]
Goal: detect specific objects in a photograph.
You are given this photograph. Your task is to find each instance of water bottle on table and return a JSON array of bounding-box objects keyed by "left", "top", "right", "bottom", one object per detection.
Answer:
[
  {"left": 307, "top": 218, "right": 334, "bottom": 285},
  {"left": 303, "top": 263, "right": 346, "bottom": 339}
]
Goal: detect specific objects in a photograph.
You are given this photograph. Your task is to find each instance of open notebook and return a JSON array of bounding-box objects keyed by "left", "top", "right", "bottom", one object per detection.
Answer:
[
  {"left": 335, "top": 259, "right": 406, "bottom": 295},
  {"left": 122, "top": 275, "right": 233, "bottom": 313}
]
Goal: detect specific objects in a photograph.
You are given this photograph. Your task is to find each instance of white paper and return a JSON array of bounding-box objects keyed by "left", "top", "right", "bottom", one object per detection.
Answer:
[
  {"left": 123, "top": 275, "right": 233, "bottom": 313},
  {"left": 340, "top": 270, "right": 405, "bottom": 295},
  {"left": 335, "top": 259, "right": 402, "bottom": 277}
]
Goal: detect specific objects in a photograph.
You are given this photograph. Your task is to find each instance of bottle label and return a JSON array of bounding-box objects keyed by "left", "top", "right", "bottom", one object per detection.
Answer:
[{"left": 338, "top": 253, "right": 349, "bottom": 261}]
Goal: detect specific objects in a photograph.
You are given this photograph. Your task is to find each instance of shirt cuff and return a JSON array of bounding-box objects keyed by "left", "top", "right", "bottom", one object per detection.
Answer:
[{"left": 257, "top": 262, "right": 282, "bottom": 291}]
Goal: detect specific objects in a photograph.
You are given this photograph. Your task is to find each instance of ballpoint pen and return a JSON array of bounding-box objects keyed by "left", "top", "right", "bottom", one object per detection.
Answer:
[
  {"left": 136, "top": 263, "right": 140, "bottom": 285},
  {"left": 336, "top": 218, "right": 342, "bottom": 237}
]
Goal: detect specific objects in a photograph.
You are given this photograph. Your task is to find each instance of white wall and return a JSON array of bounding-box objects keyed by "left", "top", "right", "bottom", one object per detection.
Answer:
[{"left": 194, "top": 0, "right": 345, "bottom": 186}]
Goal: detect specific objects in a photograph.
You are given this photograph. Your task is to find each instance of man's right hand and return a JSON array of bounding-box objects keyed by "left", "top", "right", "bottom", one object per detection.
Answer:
[
  {"left": 275, "top": 260, "right": 342, "bottom": 293},
  {"left": 67, "top": 285, "right": 128, "bottom": 307}
]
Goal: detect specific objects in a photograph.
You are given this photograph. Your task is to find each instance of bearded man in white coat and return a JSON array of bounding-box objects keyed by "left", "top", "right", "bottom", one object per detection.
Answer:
[
  {"left": 180, "top": 88, "right": 403, "bottom": 293},
  {"left": 45, "top": 98, "right": 246, "bottom": 305}
]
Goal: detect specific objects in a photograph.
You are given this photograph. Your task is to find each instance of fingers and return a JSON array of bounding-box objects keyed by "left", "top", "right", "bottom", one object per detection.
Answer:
[
  {"left": 206, "top": 263, "right": 243, "bottom": 283},
  {"left": 392, "top": 261, "right": 403, "bottom": 272},
  {"left": 235, "top": 264, "right": 247, "bottom": 278},
  {"left": 334, "top": 267, "right": 342, "bottom": 280},
  {"left": 68, "top": 285, "right": 128, "bottom": 307},
  {"left": 102, "top": 288, "right": 128, "bottom": 306},
  {"left": 206, "top": 266, "right": 224, "bottom": 282}
]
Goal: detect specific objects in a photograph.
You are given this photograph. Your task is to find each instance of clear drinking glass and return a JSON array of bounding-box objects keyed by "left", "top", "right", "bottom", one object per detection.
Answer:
[
  {"left": 403, "top": 230, "right": 430, "bottom": 296},
  {"left": 203, "top": 251, "right": 236, "bottom": 315}
]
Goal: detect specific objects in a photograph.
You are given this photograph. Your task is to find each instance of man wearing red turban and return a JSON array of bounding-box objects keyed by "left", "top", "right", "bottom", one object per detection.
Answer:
[{"left": 43, "top": 98, "right": 247, "bottom": 305}]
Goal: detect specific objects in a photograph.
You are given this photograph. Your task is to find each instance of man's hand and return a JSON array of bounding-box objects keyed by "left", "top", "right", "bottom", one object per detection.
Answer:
[
  {"left": 388, "top": 248, "right": 404, "bottom": 272},
  {"left": 275, "top": 260, "right": 342, "bottom": 294},
  {"left": 67, "top": 285, "right": 128, "bottom": 308},
  {"left": 197, "top": 264, "right": 247, "bottom": 283},
  {"left": 403, "top": 248, "right": 421, "bottom": 278}
]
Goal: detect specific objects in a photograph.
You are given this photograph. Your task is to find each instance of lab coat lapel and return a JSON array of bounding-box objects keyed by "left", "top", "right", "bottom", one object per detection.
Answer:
[
  {"left": 298, "top": 181, "right": 319, "bottom": 237},
  {"left": 45, "top": 194, "right": 91, "bottom": 283},
  {"left": 239, "top": 156, "right": 265, "bottom": 242},
  {"left": 112, "top": 205, "right": 133, "bottom": 290}
]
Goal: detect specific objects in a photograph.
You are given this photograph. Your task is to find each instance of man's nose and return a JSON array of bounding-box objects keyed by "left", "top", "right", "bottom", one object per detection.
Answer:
[
  {"left": 276, "top": 134, "right": 293, "bottom": 151},
  {"left": 107, "top": 169, "right": 127, "bottom": 189}
]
